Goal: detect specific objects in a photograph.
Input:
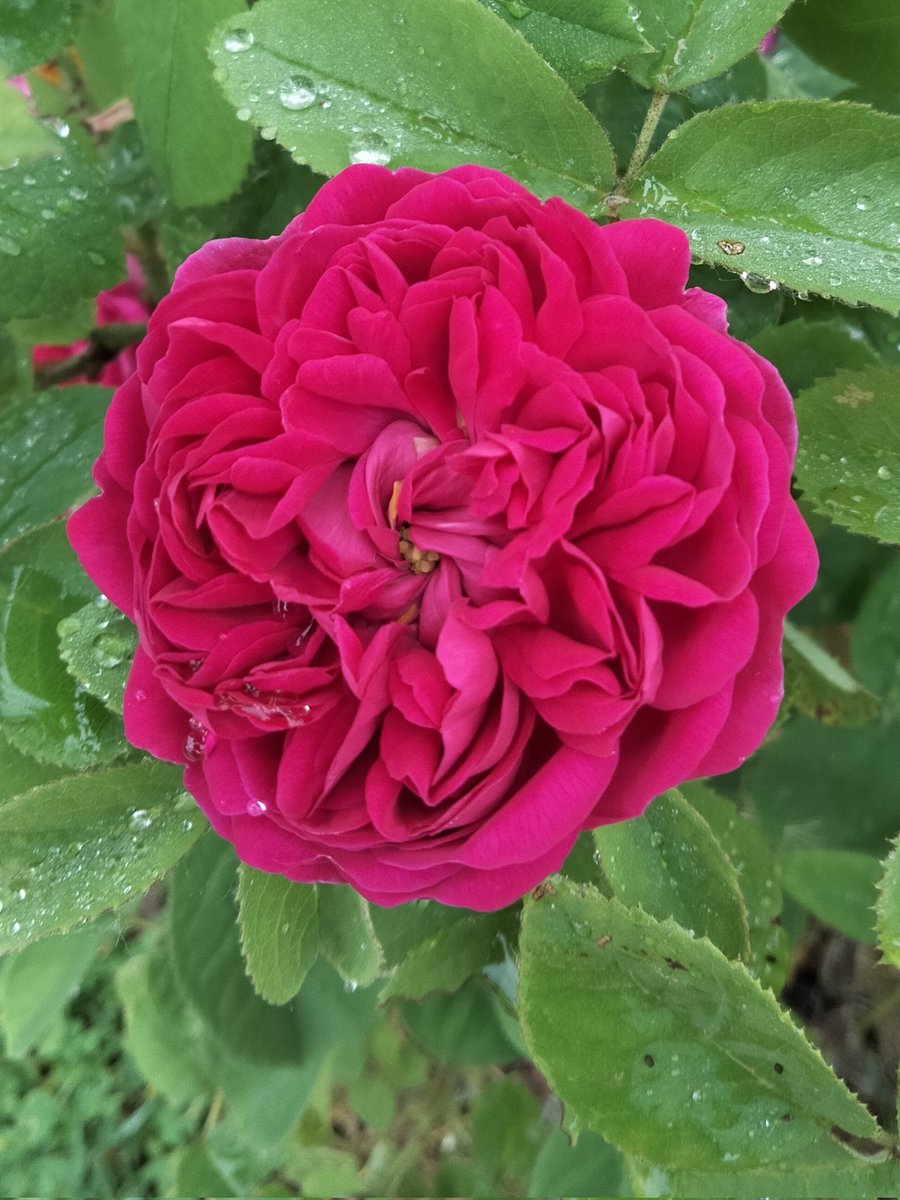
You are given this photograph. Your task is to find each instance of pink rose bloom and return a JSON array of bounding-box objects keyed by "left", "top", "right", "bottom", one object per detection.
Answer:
[
  {"left": 33, "top": 255, "right": 149, "bottom": 387},
  {"left": 69, "top": 165, "right": 817, "bottom": 910}
]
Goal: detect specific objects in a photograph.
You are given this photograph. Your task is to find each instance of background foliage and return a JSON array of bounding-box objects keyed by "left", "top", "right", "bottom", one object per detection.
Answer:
[{"left": 0, "top": 0, "right": 899, "bottom": 1194}]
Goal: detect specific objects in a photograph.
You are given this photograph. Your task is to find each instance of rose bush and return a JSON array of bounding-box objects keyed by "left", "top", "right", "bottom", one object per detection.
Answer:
[
  {"left": 69, "top": 164, "right": 817, "bottom": 909},
  {"left": 33, "top": 255, "right": 149, "bottom": 386}
]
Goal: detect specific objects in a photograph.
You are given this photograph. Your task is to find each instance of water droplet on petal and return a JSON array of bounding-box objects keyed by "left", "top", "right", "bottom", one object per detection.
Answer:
[{"left": 246, "top": 798, "right": 268, "bottom": 817}]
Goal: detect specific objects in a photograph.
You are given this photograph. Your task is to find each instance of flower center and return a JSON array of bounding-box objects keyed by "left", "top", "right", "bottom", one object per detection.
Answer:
[{"left": 397, "top": 522, "right": 440, "bottom": 575}]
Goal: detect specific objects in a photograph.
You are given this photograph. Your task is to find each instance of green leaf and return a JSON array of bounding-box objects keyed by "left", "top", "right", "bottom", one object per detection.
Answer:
[
  {"left": 209, "top": 0, "right": 616, "bottom": 213},
  {"left": 57, "top": 597, "right": 136, "bottom": 716},
  {"left": 628, "top": 1152, "right": 900, "bottom": 1198},
  {"left": 115, "top": 0, "right": 253, "bottom": 207},
  {"left": 594, "top": 788, "right": 750, "bottom": 960},
  {"left": 472, "top": 1077, "right": 542, "bottom": 1192},
  {"left": 781, "top": 849, "right": 881, "bottom": 944},
  {"left": 529, "top": 1127, "right": 628, "bottom": 1198},
  {"left": 74, "top": 0, "right": 132, "bottom": 111},
  {"left": 0, "top": 386, "right": 111, "bottom": 553},
  {"left": 175, "top": 1141, "right": 235, "bottom": 1197},
  {"left": 876, "top": 836, "right": 900, "bottom": 968},
  {"left": 795, "top": 365, "right": 900, "bottom": 543},
  {"left": 0, "top": 0, "right": 79, "bottom": 73},
  {"left": 0, "top": 922, "right": 108, "bottom": 1057},
  {"left": 782, "top": 620, "right": 879, "bottom": 727},
  {"left": 316, "top": 884, "right": 384, "bottom": 988},
  {"left": 348, "top": 1074, "right": 396, "bottom": 1134},
  {"left": 682, "top": 782, "right": 788, "bottom": 992},
  {"left": 479, "top": 0, "right": 651, "bottom": 94},
  {"left": 380, "top": 914, "right": 507, "bottom": 1001},
  {"left": 782, "top": 0, "right": 900, "bottom": 95},
  {"left": 400, "top": 976, "right": 524, "bottom": 1066},
  {"left": 628, "top": 101, "right": 900, "bottom": 315},
  {"left": 169, "top": 832, "right": 305, "bottom": 1064},
  {"left": 0, "top": 151, "right": 125, "bottom": 322},
  {"left": 0, "top": 524, "right": 129, "bottom": 768},
  {"left": 749, "top": 319, "right": 879, "bottom": 397},
  {"left": 851, "top": 557, "right": 900, "bottom": 709},
  {"left": 116, "top": 939, "right": 214, "bottom": 1104},
  {"left": 369, "top": 898, "right": 471, "bottom": 966},
  {"left": 743, "top": 717, "right": 900, "bottom": 856},
  {"left": 622, "top": 0, "right": 790, "bottom": 90},
  {"left": 0, "top": 76, "right": 57, "bottom": 168},
  {"left": 518, "top": 881, "right": 885, "bottom": 1169},
  {"left": 236, "top": 867, "right": 318, "bottom": 1005},
  {"left": 0, "top": 760, "right": 202, "bottom": 949}
]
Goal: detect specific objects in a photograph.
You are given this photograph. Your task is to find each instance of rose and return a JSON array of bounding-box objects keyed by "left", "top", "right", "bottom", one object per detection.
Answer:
[
  {"left": 32, "top": 255, "right": 149, "bottom": 387},
  {"left": 69, "top": 164, "right": 817, "bottom": 910}
]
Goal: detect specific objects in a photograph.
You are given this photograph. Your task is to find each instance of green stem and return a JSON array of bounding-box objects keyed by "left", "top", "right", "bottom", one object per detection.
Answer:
[
  {"left": 619, "top": 90, "right": 669, "bottom": 197},
  {"left": 33, "top": 322, "right": 147, "bottom": 390}
]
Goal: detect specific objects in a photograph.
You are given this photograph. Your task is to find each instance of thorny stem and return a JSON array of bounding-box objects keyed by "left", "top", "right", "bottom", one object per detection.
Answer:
[
  {"left": 33, "top": 321, "right": 147, "bottom": 389},
  {"left": 618, "top": 89, "right": 670, "bottom": 198}
]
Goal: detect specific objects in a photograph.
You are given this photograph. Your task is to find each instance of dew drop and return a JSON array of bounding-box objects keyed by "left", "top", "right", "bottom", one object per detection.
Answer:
[
  {"left": 349, "top": 133, "right": 392, "bottom": 166},
  {"left": 22, "top": 173, "right": 35, "bottom": 186},
  {"left": 235, "top": 106, "right": 252, "bottom": 122},
  {"left": 69, "top": 185, "right": 88, "bottom": 201},
  {"left": 691, "top": 1089, "right": 702, "bottom": 1101},
  {"left": 877, "top": 465, "right": 892, "bottom": 480},
  {"left": 246, "top": 798, "right": 268, "bottom": 817},
  {"left": 856, "top": 196, "right": 872, "bottom": 211},
  {"left": 130, "top": 809, "right": 152, "bottom": 830},
  {"left": 223, "top": 27, "right": 254, "bottom": 52},
  {"left": 0, "top": 236, "right": 21, "bottom": 257},
  {"left": 16, "top": 888, "right": 26, "bottom": 900},
  {"left": 87, "top": 251, "right": 106, "bottom": 267},
  {"left": 279, "top": 74, "right": 317, "bottom": 110},
  {"left": 739, "top": 271, "right": 777, "bottom": 294}
]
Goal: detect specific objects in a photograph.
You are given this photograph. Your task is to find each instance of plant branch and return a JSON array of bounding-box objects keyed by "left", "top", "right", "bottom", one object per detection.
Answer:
[
  {"left": 618, "top": 90, "right": 670, "bottom": 197},
  {"left": 33, "top": 322, "right": 147, "bottom": 390}
]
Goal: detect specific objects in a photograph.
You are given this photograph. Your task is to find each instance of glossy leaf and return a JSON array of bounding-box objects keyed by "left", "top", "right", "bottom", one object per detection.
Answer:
[
  {"left": 479, "top": 0, "right": 651, "bottom": 93},
  {"left": 0, "top": 922, "right": 108, "bottom": 1056},
  {"left": 795, "top": 366, "right": 900, "bottom": 543},
  {"left": 629, "top": 102, "right": 900, "bottom": 315},
  {"left": 782, "top": 0, "right": 900, "bottom": 95},
  {"left": 58, "top": 596, "right": 136, "bottom": 716},
  {"left": 0, "top": 386, "right": 111, "bottom": 553},
  {"left": 209, "top": 0, "right": 616, "bottom": 213},
  {"left": 622, "top": 0, "right": 791, "bottom": 90},
  {"left": 116, "top": 0, "right": 253, "bottom": 206},
  {"left": 876, "top": 836, "right": 900, "bottom": 968},
  {"left": 169, "top": 833, "right": 305, "bottom": 1064},
  {"left": 518, "top": 881, "right": 884, "bottom": 1168},
  {"left": 316, "top": 884, "right": 384, "bottom": 988},
  {"left": 0, "top": 0, "right": 79, "bottom": 73},
  {"left": 236, "top": 867, "right": 318, "bottom": 1005},
  {"left": 0, "top": 760, "right": 201, "bottom": 949},
  {"left": 0, "top": 524, "right": 129, "bottom": 768},
  {"left": 0, "top": 152, "right": 125, "bottom": 322},
  {"left": 851, "top": 556, "right": 900, "bottom": 709},
  {"left": 782, "top": 848, "right": 881, "bottom": 944},
  {"left": 594, "top": 787, "right": 750, "bottom": 960},
  {"left": 783, "top": 619, "right": 879, "bottom": 727}
]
